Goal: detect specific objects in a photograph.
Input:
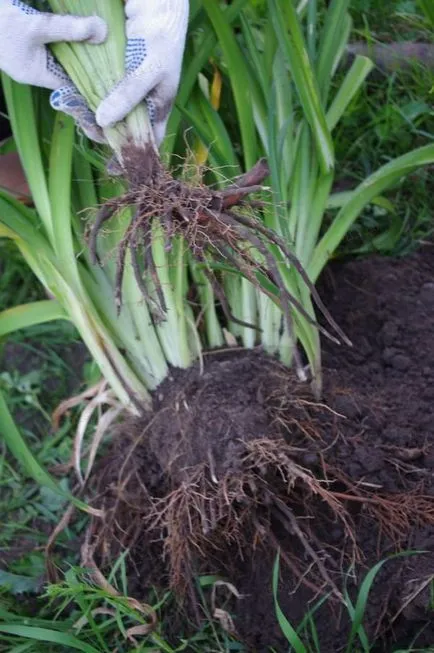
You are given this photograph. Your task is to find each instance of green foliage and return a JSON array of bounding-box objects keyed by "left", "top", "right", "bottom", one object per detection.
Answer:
[
  {"left": 0, "top": 568, "right": 243, "bottom": 652},
  {"left": 190, "top": 0, "right": 434, "bottom": 389},
  {"left": 0, "top": 242, "right": 44, "bottom": 312},
  {"left": 418, "top": 0, "right": 434, "bottom": 27},
  {"left": 272, "top": 552, "right": 432, "bottom": 653},
  {"left": 2, "top": 0, "right": 434, "bottom": 405},
  {"left": 1, "top": 0, "right": 434, "bottom": 650},
  {"left": 351, "top": 0, "right": 427, "bottom": 32}
]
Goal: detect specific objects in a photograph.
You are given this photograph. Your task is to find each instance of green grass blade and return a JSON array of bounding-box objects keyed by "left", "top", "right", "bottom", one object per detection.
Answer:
[
  {"left": 183, "top": 91, "right": 240, "bottom": 171},
  {"left": 49, "top": 113, "right": 81, "bottom": 285},
  {"left": 240, "top": 13, "right": 268, "bottom": 100},
  {"left": 0, "top": 194, "right": 51, "bottom": 249},
  {"left": 307, "top": 0, "right": 318, "bottom": 60},
  {"left": 0, "top": 388, "right": 92, "bottom": 512},
  {"left": 303, "top": 171, "right": 334, "bottom": 267},
  {"left": 202, "top": 0, "right": 259, "bottom": 169},
  {"left": 0, "top": 195, "right": 56, "bottom": 290},
  {"left": 269, "top": 0, "right": 334, "bottom": 173},
  {"left": 1, "top": 76, "right": 53, "bottom": 239},
  {"left": 326, "top": 192, "right": 395, "bottom": 212},
  {"left": 0, "top": 625, "right": 99, "bottom": 653},
  {"left": 418, "top": 0, "right": 434, "bottom": 27},
  {"left": 149, "top": 223, "right": 192, "bottom": 369},
  {"left": 297, "top": 592, "right": 331, "bottom": 650},
  {"left": 272, "top": 553, "right": 307, "bottom": 652},
  {"left": 309, "top": 144, "right": 434, "bottom": 282},
  {"left": 326, "top": 56, "right": 374, "bottom": 131},
  {"left": 0, "top": 389, "right": 64, "bottom": 494},
  {"left": 164, "top": 0, "right": 249, "bottom": 157},
  {"left": 262, "top": 13, "right": 278, "bottom": 92},
  {"left": 0, "top": 301, "right": 68, "bottom": 338},
  {"left": 72, "top": 150, "right": 99, "bottom": 215},
  {"left": 293, "top": 127, "right": 315, "bottom": 262},
  {"left": 344, "top": 552, "right": 424, "bottom": 653},
  {"left": 316, "top": 0, "right": 351, "bottom": 100},
  {"left": 344, "top": 559, "right": 388, "bottom": 653},
  {"left": 267, "top": 51, "right": 295, "bottom": 214}
]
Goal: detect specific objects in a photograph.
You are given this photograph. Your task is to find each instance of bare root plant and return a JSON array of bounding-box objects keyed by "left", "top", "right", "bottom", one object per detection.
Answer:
[{"left": 89, "top": 155, "right": 349, "bottom": 369}]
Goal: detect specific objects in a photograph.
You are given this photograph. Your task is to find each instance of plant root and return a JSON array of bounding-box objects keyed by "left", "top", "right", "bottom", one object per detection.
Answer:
[
  {"left": 325, "top": 465, "right": 434, "bottom": 546},
  {"left": 90, "top": 436, "right": 356, "bottom": 602},
  {"left": 84, "top": 353, "right": 434, "bottom": 615},
  {"left": 89, "top": 146, "right": 348, "bottom": 360}
]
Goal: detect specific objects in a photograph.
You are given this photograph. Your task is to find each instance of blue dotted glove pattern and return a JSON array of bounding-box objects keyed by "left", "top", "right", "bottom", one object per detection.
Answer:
[
  {"left": 12, "top": 0, "right": 38, "bottom": 14},
  {"left": 46, "top": 52, "right": 69, "bottom": 83},
  {"left": 50, "top": 84, "right": 106, "bottom": 143},
  {"left": 50, "top": 84, "right": 87, "bottom": 111},
  {"left": 12, "top": 1, "right": 74, "bottom": 86},
  {"left": 125, "top": 38, "right": 147, "bottom": 74},
  {"left": 123, "top": 38, "right": 156, "bottom": 126},
  {"left": 146, "top": 97, "right": 156, "bottom": 125}
]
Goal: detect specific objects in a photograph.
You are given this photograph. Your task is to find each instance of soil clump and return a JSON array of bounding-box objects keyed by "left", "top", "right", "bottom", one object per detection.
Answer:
[{"left": 88, "top": 247, "right": 434, "bottom": 652}]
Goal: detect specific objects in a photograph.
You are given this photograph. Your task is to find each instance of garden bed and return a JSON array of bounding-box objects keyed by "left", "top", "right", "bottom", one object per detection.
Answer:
[{"left": 81, "top": 246, "right": 434, "bottom": 651}]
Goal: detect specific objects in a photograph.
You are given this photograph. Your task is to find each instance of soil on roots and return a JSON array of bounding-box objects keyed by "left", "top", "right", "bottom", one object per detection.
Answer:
[
  {"left": 87, "top": 247, "right": 434, "bottom": 652},
  {"left": 92, "top": 354, "right": 366, "bottom": 598}
]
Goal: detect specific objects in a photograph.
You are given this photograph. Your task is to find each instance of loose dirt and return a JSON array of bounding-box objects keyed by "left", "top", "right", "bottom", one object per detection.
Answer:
[{"left": 86, "top": 247, "right": 434, "bottom": 652}]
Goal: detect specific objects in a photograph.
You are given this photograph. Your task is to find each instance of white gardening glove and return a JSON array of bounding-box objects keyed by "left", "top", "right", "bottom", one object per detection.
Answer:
[
  {"left": 96, "top": 0, "right": 189, "bottom": 146},
  {"left": 0, "top": 0, "right": 107, "bottom": 143}
]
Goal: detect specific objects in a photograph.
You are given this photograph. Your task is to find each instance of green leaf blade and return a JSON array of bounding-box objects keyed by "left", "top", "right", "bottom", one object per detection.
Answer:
[
  {"left": 0, "top": 301, "right": 68, "bottom": 338},
  {"left": 269, "top": 0, "right": 334, "bottom": 173}
]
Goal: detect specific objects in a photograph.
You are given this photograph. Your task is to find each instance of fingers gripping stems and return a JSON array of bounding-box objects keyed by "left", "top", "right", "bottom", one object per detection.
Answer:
[
  {"left": 0, "top": 1, "right": 108, "bottom": 142},
  {"left": 37, "top": 15, "right": 107, "bottom": 46},
  {"left": 1, "top": 0, "right": 187, "bottom": 147},
  {"left": 95, "top": 0, "right": 189, "bottom": 145},
  {"left": 50, "top": 86, "right": 106, "bottom": 144},
  {"left": 96, "top": 57, "right": 164, "bottom": 128},
  {"left": 10, "top": 0, "right": 107, "bottom": 47}
]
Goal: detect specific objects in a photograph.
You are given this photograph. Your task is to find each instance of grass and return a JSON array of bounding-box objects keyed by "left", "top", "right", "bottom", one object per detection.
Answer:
[
  {"left": 333, "top": 67, "right": 434, "bottom": 256},
  {"left": 330, "top": 0, "right": 434, "bottom": 255},
  {"left": 272, "top": 552, "right": 434, "bottom": 653},
  {"left": 0, "top": 241, "right": 44, "bottom": 312},
  {"left": 0, "top": 567, "right": 244, "bottom": 652},
  {"left": 1, "top": 556, "right": 432, "bottom": 652},
  {"left": 0, "top": 0, "right": 433, "bottom": 650}
]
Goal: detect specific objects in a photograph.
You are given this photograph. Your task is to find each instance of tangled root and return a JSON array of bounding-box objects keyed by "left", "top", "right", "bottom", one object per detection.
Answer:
[
  {"left": 89, "top": 435, "right": 434, "bottom": 603},
  {"left": 85, "top": 354, "right": 434, "bottom": 609},
  {"left": 89, "top": 146, "right": 349, "bottom": 362},
  {"left": 160, "top": 438, "right": 360, "bottom": 597},
  {"left": 90, "top": 436, "right": 355, "bottom": 600}
]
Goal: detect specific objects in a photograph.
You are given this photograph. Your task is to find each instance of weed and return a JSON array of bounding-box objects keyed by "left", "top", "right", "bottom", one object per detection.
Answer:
[
  {"left": 272, "top": 552, "right": 434, "bottom": 653},
  {"left": 0, "top": 566, "right": 244, "bottom": 652},
  {"left": 331, "top": 0, "right": 434, "bottom": 255}
]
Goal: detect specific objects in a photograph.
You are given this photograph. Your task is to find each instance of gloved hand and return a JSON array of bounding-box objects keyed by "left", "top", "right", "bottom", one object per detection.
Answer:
[
  {"left": 96, "top": 0, "right": 189, "bottom": 146},
  {"left": 0, "top": 0, "right": 107, "bottom": 143}
]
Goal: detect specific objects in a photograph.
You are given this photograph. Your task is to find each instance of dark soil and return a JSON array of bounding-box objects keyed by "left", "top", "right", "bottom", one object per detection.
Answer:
[{"left": 88, "top": 247, "right": 434, "bottom": 652}]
